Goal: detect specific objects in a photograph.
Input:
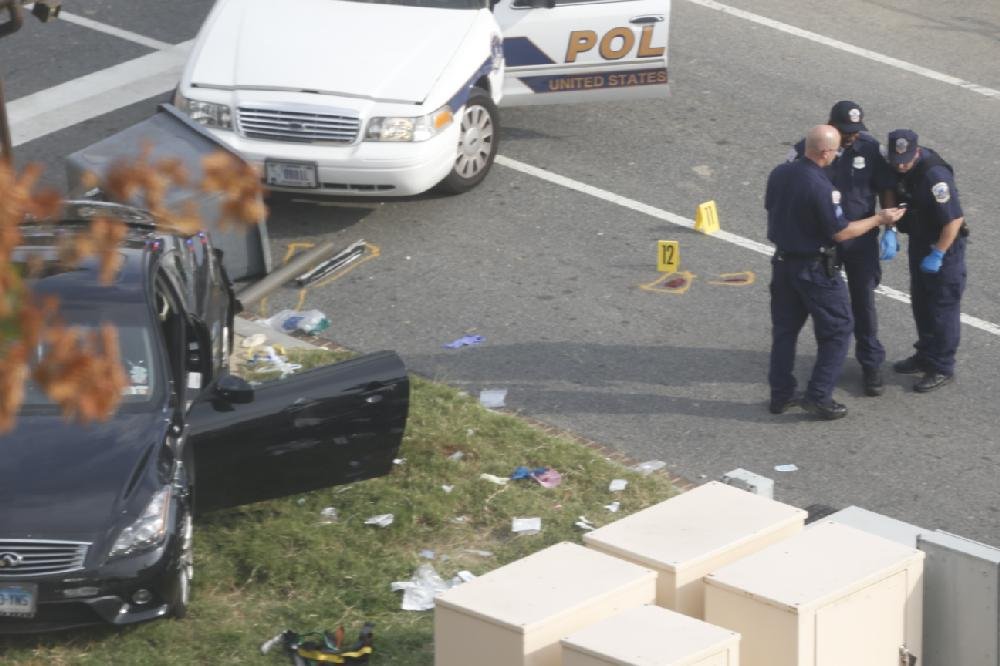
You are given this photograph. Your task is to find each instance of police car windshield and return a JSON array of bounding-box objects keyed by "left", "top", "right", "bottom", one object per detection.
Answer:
[{"left": 342, "top": 0, "right": 484, "bottom": 8}]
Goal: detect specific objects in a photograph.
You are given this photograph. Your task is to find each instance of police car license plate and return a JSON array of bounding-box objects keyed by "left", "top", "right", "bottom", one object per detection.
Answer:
[
  {"left": 265, "top": 161, "right": 318, "bottom": 188},
  {"left": 0, "top": 583, "right": 37, "bottom": 618}
]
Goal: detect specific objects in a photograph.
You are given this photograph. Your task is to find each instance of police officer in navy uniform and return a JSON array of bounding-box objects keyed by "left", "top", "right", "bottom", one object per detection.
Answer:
[
  {"left": 887, "top": 129, "right": 967, "bottom": 392},
  {"left": 767, "top": 125, "right": 904, "bottom": 420},
  {"left": 788, "top": 101, "right": 896, "bottom": 397}
]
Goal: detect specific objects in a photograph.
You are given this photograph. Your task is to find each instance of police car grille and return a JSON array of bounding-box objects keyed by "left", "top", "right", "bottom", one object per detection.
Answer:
[
  {"left": 238, "top": 107, "right": 360, "bottom": 144},
  {"left": 0, "top": 539, "right": 90, "bottom": 577}
]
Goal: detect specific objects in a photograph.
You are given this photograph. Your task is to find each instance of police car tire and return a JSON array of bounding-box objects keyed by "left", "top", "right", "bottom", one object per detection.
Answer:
[{"left": 439, "top": 87, "right": 499, "bottom": 194}]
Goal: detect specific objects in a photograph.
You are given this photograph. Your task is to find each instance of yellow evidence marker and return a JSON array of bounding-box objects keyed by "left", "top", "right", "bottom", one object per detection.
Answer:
[
  {"left": 694, "top": 200, "right": 720, "bottom": 235},
  {"left": 657, "top": 240, "right": 680, "bottom": 273}
]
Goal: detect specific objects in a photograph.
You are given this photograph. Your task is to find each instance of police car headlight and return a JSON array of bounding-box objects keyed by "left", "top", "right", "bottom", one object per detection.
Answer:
[
  {"left": 174, "top": 92, "right": 232, "bottom": 130},
  {"left": 108, "top": 486, "right": 172, "bottom": 559},
  {"left": 365, "top": 105, "right": 453, "bottom": 142}
]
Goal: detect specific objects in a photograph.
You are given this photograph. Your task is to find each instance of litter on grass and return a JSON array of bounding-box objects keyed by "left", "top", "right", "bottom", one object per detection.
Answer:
[
  {"left": 575, "top": 516, "right": 596, "bottom": 531},
  {"left": 609, "top": 479, "right": 628, "bottom": 492},
  {"left": 462, "top": 549, "right": 494, "bottom": 558},
  {"left": 632, "top": 460, "right": 667, "bottom": 475},
  {"left": 451, "top": 515, "right": 470, "bottom": 524},
  {"left": 604, "top": 501, "right": 620, "bottom": 513},
  {"left": 479, "top": 389, "right": 507, "bottom": 409},
  {"left": 364, "top": 514, "right": 394, "bottom": 528},
  {"left": 247, "top": 346, "right": 302, "bottom": 379},
  {"left": 419, "top": 549, "right": 436, "bottom": 560},
  {"left": 319, "top": 507, "right": 338, "bottom": 524},
  {"left": 480, "top": 473, "right": 509, "bottom": 486},
  {"left": 443, "top": 335, "right": 485, "bottom": 349},
  {"left": 391, "top": 564, "right": 451, "bottom": 611},
  {"left": 511, "top": 517, "right": 542, "bottom": 535},
  {"left": 774, "top": 464, "right": 799, "bottom": 472},
  {"left": 511, "top": 466, "right": 562, "bottom": 488},
  {"left": 441, "top": 485, "right": 454, "bottom": 493},
  {"left": 447, "top": 451, "right": 465, "bottom": 461},
  {"left": 392, "top": 458, "right": 406, "bottom": 465}
]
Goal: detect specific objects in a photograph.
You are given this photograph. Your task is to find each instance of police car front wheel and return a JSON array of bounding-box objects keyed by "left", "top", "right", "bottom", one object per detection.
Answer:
[{"left": 439, "top": 88, "right": 498, "bottom": 195}]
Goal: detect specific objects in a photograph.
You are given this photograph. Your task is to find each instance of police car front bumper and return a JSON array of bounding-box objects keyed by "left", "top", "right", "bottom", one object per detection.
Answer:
[{"left": 204, "top": 124, "right": 460, "bottom": 197}]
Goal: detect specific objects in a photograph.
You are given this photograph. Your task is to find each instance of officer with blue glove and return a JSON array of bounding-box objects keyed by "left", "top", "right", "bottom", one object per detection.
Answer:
[
  {"left": 767, "top": 125, "right": 904, "bottom": 420},
  {"left": 887, "top": 129, "right": 968, "bottom": 392},
  {"left": 787, "top": 102, "right": 897, "bottom": 397}
]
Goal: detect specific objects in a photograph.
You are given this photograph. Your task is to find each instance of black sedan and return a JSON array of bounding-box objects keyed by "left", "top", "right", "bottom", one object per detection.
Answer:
[{"left": 0, "top": 202, "right": 409, "bottom": 632}]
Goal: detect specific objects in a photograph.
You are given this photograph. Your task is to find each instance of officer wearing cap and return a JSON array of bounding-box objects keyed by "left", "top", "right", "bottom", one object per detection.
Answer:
[
  {"left": 787, "top": 101, "right": 896, "bottom": 397},
  {"left": 887, "top": 129, "right": 967, "bottom": 392},
  {"left": 767, "top": 125, "right": 903, "bottom": 420}
]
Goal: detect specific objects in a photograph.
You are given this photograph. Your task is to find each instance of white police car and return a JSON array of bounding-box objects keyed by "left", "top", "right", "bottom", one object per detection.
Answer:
[{"left": 174, "top": 0, "right": 670, "bottom": 197}]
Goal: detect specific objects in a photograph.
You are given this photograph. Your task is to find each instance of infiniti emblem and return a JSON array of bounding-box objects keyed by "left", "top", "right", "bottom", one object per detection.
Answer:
[{"left": 0, "top": 552, "right": 23, "bottom": 568}]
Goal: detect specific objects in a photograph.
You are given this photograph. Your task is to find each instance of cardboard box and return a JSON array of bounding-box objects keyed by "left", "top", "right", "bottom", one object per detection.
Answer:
[
  {"left": 584, "top": 482, "right": 806, "bottom": 616},
  {"left": 434, "top": 542, "right": 656, "bottom": 666},
  {"left": 561, "top": 604, "right": 740, "bottom": 666},
  {"left": 704, "top": 521, "right": 924, "bottom": 666}
]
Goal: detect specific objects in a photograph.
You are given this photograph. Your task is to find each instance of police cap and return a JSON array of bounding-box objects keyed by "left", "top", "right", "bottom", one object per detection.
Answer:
[
  {"left": 887, "top": 129, "right": 919, "bottom": 165},
  {"left": 828, "top": 100, "right": 867, "bottom": 134}
]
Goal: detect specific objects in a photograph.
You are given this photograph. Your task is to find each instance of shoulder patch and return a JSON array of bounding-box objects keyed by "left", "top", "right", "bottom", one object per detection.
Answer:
[
  {"left": 879, "top": 144, "right": 888, "bottom": 159},
  {"left": 932, "top": 181, "right": 951, "bottom": 203},
  {"left": 852, "top": 156, "right": 866, "bottom": 170},
  {"left": 832, "top": 189, "right": 842, "bottom": 205},
  {"left": 784, "top": 147, "right": 798, "bottom": 163}
]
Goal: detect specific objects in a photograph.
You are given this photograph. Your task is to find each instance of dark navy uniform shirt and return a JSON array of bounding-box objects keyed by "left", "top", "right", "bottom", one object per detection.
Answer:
[
  {"left": 766, "top": 158, "right": 848, "bottom": 254},
  {"left": 790, "top": 133, "right": 893, "bottom": 221},
  {"left": 898, "top": 149, "right": 964, "bottom": 244}
]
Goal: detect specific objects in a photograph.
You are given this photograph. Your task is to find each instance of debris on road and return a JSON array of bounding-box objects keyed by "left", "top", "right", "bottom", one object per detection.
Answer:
[
  {"left": 774, "top": 464, "right": 799, "bottom": 473},
  {"left": 633, "top": 460, "right": 667, "bottom": 475},
  {"left": 443, "top": 334, "right": 485, "bottom": 349},
  {"left": 262, "top": 308, "right": 331, "bottom": 334}
]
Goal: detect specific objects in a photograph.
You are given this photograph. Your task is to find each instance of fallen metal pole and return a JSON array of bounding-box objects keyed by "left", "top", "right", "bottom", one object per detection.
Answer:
[
  {"left": 294, "top": 239, "right": 366, "bottom": 287},
  {"left": 236, "top": 240, "right": 337, "bottom": 308}
]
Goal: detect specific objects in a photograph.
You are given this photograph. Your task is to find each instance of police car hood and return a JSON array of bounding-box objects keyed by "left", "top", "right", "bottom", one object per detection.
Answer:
[{"left": 190, "top": 0, "right": 479, "bottom": 103}]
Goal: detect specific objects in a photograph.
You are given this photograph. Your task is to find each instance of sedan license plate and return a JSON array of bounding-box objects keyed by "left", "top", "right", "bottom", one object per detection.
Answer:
[
  {"left": 0, "top": 583, "right": 37, "bottom": 618},
  {"left": 265, "top": 161, "right": 318, "bottom": 188}
]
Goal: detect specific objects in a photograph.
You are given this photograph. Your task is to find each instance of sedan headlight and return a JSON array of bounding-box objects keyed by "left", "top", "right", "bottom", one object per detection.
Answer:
[
  {"left": 174, "top": 92, "right": 233, "bottom": 130},
  {"left": 109, "top": 486, "right": 172, "bottom": 559},
  {"left": 365, "top": 104, "right": 453, "bottom": 142}
]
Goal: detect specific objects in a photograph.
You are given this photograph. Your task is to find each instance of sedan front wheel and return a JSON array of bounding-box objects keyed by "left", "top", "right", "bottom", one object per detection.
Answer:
[{"left": 438, "top": 87, "right": 499, "bottom": 194}]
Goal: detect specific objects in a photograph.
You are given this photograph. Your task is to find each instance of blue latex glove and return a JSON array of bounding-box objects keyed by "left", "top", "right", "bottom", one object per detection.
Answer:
[
  {"left": 920, "top": 247, "right": 945, "bottom": 273},
  {"left": 879, "top": 228, "right": 900, "bottom": 261}
]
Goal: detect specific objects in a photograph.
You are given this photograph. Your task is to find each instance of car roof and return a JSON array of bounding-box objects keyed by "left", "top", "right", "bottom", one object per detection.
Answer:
[{"left": 15, "top": 200, "right": 179, "bottom": 305}]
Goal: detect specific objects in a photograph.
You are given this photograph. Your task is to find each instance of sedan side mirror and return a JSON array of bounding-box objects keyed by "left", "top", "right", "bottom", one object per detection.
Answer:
[{"left": 215, "top": 374, "right": 254, "bottom": 404}]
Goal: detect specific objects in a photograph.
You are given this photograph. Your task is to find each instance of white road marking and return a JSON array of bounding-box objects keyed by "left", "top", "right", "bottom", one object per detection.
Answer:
[
  {"left": 28, "top": 5, "right": 173, "bottom": 50},
  {"left": 682, "top": 0, "right": 1000, "bottom": 100},
  {"left": 496, "top": 154, "right": 1000, "bottom": 338},
  {"left": 8, "top": 41, "right": 192, "bottom": 146}
]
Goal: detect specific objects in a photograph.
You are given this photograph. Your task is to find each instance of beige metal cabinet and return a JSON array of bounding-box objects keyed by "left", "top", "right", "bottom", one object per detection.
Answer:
[
  {"left": 703, "top": 521, "right": 924, "bottom": 666},
  {"left": 434, "top": 542, "right": 657, "bottom": 666},
  {"left": 583, "top": 481, "right": 806, "bottom": 617},
  {"left": 561, "top": 604, "right": 740, "bottom": 666}
]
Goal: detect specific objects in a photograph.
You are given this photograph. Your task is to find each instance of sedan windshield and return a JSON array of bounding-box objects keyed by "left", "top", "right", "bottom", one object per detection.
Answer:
[
  {"left": 340, "top": 0, "right": 484, "bottom": 8},
  {"left": 21, "top": 304, "right": 159, "bottom": 406}
]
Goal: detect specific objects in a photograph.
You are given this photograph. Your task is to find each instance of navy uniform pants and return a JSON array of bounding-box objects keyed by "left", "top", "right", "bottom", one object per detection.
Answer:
[
  {"left": 907, "top": 237, "right": 966, "bottom": 376},
  {"left": 769, "top": 256, "right": 854, "bottom": 404},
  {"left": 839, "top": 230, "right": 885, "bottom": 370}
]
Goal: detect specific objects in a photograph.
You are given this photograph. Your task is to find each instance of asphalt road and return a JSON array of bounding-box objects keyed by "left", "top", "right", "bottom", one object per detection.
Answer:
[{"left": 4, "top": 0, "right": 999, "bottom": 544}]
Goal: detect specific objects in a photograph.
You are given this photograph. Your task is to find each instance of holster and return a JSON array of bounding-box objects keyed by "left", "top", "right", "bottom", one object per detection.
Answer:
[{"left": 819, "top": 246, "right": 838, "bottom": 278}]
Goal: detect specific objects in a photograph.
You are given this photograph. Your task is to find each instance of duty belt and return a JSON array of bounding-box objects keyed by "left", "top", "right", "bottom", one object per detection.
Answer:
[{"left": 773, "top": 249, "right": 823, "bottom": 260}]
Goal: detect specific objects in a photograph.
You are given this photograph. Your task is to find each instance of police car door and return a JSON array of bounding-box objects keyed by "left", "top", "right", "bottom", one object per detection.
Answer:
[{"left": 494, "top": 0, "right": 669, "bottom": 106}]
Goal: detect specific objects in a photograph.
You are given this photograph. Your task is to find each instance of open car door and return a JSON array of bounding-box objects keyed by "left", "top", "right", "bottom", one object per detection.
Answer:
[
  {"left": 494, "top": 0, "right": 670, "bottom": 106},
  {"left": 187, "top": 351, "right": 409, "bottom": 512}
]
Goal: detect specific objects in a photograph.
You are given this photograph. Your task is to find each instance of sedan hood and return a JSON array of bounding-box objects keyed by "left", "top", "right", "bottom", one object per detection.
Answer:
[
  {"left": 191, "top": 0, "right": 479, "bottom": 103},
  {"left": 0, "top": 411, "right": 168, "bottom": 539}
]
